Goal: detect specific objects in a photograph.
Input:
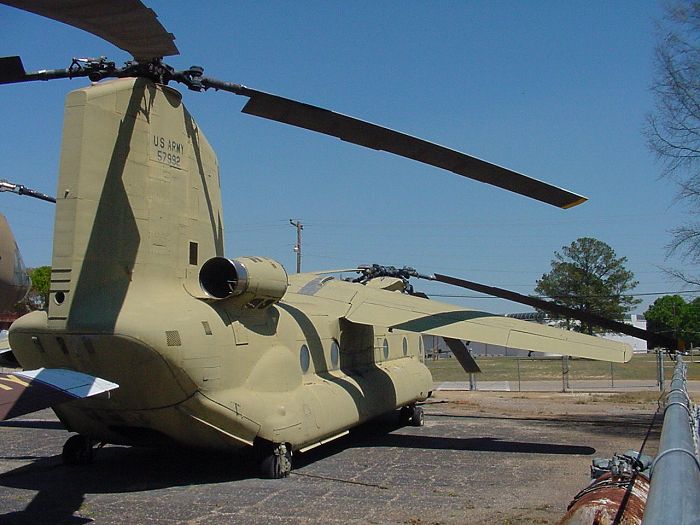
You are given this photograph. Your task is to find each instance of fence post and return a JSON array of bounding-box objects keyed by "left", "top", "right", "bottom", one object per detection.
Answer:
[
  {"left": 657, "top": 350, "right": 665, "bottom": 392},
  {"left": 610, "top": 361, "right": 614, "bottom": 388}
]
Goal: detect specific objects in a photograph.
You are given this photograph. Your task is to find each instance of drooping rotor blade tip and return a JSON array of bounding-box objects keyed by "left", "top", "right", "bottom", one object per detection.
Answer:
[
  {"left": 0, "top": 0, "right": 179, "bottom": 60},
  {"left": 562, "top": 196, "right": 588, "bottom": 209},
  {"left": 235, "top": 89, "right": 589, "bottom": 208},
  {"left": 432, "top": 272, "right": 677, "bottom": 349},
  {"left": 0, "top": 56, "right": 26, "bottom": 84}
]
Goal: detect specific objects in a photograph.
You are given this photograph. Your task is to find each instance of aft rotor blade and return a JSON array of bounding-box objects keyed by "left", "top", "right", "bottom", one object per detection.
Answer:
[
  {"left": 0, "top": 0, "right": 178, "bottom": 60},
  {"left": 443, "top": 337, "right": 481, "bottom": 373},
  {"left": 408, "top": 288, "right": 480, "bottom": 373},
  {"left": 204, "top": 80, "right": 586, "bottom": 209},
  {"left": 432, "top": 273, "right": 677, "bottom": 349}
]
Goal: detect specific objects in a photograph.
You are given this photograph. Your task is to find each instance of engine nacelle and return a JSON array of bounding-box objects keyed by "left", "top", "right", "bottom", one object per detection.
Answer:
[{"left": 199, "top": 256, "right": 288, "bottom": 309}]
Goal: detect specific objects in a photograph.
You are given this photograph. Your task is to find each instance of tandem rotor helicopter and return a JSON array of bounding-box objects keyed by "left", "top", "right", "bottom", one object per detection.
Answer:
[{"left": 0, "top": 1, "right": 671, "bottom": 479}]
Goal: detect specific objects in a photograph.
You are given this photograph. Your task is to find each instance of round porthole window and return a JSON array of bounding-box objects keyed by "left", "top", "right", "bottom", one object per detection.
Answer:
[
  {"left": 331, "top": 340, "right": 340, "bottom": 368},
  {"left": 383, "top": 338, "right": 389, "bottom": 360},
  {"left": 402, "top": 337, "right": 408, "bottom": 356},
  {"left": 300, "top": 344, "right": 310, "bottom": 373},
  {"left": 54, "top": 291, "right": 65, "bottom": 305}
]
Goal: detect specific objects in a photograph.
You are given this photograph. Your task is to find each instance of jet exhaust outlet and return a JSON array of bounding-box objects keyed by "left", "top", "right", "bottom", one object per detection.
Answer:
[{"left": 199, "top": 256, "right": 288, "bottom": 308}]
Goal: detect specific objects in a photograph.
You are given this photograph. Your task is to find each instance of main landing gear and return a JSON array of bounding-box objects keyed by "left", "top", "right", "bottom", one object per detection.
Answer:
[
  {"left": 399, "top": 404, "right": 424, "bottom": 427},
  {"left": 255, "top": 439, "right": 292, "bottom": 479},
  {"left": 62, "top": 434, "right": 95, "bottom": 465}
]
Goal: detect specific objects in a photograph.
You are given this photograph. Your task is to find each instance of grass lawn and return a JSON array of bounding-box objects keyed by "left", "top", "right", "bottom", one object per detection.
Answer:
[{"left": 425, "top": 353, "right": 699, "bottom": 383}]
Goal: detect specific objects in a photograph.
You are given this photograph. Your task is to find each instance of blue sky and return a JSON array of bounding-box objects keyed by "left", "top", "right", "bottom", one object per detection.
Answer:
[{"left": 0, "top": 1, "right": 694, "bottom": 314}]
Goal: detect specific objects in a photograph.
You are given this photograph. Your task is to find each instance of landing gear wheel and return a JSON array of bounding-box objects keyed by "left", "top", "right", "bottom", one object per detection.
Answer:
[
  {"left": 399, "top": 406, "right": 412, "bottom": 426},
  {"left": 259, "top": 443, "right": 292, "bottom": 479},
  {"left": 399, "top": 405, "right": 424, "bottom": 427},
  {"left": 411, "top": 406, "right": 424, "bottom": 427},
  {"left": 62, "top": 434, "right": 94, "bottom": 465}
]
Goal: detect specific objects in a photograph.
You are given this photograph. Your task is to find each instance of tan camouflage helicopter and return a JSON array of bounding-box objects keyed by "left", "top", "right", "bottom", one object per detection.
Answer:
[
  {"left": 0, "top": 178, "right": 56, "bottom": 313},
  {"left": 0, "top": 0, "right": 660, "bottom": 479},
  {"left": 0, "top": 210, "right": 30, "bottom": 313}
]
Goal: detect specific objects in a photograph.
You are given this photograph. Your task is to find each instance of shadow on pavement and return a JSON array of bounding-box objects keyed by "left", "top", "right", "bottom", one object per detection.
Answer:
[{"left": 0, "top": 446, "right": 255, "bottom": 525}]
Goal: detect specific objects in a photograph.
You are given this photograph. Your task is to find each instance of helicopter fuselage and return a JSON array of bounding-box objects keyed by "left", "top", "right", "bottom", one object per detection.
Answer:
[
  {"left": 10, "top": 276, "right": 432, "bottom": 451},
  {"left": 8, "top": 77, "right": 432, "bottom": 453}
]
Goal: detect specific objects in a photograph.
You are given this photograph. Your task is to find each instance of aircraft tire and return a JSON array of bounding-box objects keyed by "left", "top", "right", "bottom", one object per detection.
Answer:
[
  {"left": 62, "top": 434, "right": 94, "bottom": 465},
  {"left": 411, "top": 406, "right": 424, "bottom": 427},
  {"left": 399, "top": 406, "right": 412, "bottom": 426}
]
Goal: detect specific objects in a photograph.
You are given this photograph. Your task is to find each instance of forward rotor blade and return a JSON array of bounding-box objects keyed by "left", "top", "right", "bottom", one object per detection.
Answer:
[
  {"left": 209, "top": 83, "right": 586, "bottom": 209},
  {"left": 0, "top": 0, "right": 178, "bottom": 60},
  {"left": 0, "top": 56, "right": 25, "bottom": 84},
  {"left": 443, "top": 337, "right": 481, "bottom": 373},
  {"left": 432, "top": 273, "right": 677, "bottom": 349}
]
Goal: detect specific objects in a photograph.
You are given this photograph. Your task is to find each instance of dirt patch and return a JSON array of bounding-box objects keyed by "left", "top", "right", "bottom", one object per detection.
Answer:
[{"left": 427, "top": 390, "right": 663, "bottom": 418}]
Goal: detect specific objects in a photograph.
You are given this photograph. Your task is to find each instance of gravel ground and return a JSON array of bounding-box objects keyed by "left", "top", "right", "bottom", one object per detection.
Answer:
[{"left": 0, "top": 390, "right": 662, "bottom": 525}]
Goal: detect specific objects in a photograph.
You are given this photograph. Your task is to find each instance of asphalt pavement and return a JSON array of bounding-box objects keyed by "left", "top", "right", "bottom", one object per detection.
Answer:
[{"left": 0, "top": 392, "right": 661, "bottom": 525}]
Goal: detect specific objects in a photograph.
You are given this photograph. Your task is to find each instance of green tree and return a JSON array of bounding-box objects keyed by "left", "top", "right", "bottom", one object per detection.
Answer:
[
  {"left": 27, "top": 266, "right": 51, "bottom": 309},
  {"left": 12, "top": 266, "right": 51, "bottom": 313},
  {"left": 646, "top": 295, "right": 700, "bottom": 345},
  {"left": 535, "top": 238, "right": 641, "bottom": 334}
]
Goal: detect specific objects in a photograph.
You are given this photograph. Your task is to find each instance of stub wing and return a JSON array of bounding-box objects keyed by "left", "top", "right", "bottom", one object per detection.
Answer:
[
  {"left": 0, "top": 368, "right": 118, "bottom": 421},
  {"left": 344, "top": 289, "right": 632, "bottom": 363}
]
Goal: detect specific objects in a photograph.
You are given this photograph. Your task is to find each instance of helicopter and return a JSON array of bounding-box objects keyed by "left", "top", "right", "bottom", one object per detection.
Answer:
[
  {"left": 0, "top": 210, "right": 30, "bottom": 313},
  {"left": 0, "top": 1, "right": 645, "bottom": 479}
]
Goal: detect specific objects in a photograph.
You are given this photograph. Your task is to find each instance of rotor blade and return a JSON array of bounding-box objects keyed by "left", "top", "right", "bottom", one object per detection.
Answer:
[
  {"left": 0, "top": 0, "right": 178, "bottom": 60},
  {"left": 443, "top": 337, "right": 481, "bottom": 373},
  {"left": 201, "top": 78, "right": 585, "bottom": 209},
  {"left": 0, "top": 56, "right": 26, "bottom": 84},
  {"left": 432, "top": 273, "right": 677, "bottom": 349},
  {"left": 0, "top": 368, "right": 118, "bottom": 421},
  {"left": 242, "top": 91, "right": 586, "bottom": 208}
]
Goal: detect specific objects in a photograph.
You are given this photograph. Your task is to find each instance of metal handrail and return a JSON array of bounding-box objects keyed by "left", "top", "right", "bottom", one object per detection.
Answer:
[{"left": 641, "top": 358, "right": 700, "bottom": 525}]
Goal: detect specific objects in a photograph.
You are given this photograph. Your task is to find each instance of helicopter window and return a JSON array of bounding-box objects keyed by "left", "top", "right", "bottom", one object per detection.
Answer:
[
  {"left": 300, "top": 344, "right": 310, "bottom": 373},
  {"left": 53, "top": 291, "right": 66, "bottom": 305},
  {"left": 402, "top": 337, "right": 408, "bottom": 356},
  {"left": 383, "top": 338, "right": 389, "bottom": 360},
  {"left": 330, "top": 340, "right": 340, "bottom": 368},
  {"left": 189, "top": 242, "right": 198, "bottom": 265}
]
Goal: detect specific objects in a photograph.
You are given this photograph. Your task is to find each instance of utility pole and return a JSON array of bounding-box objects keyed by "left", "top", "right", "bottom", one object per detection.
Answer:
[{"left": 289, "top": 219, "right": 303, "bottom": 273}]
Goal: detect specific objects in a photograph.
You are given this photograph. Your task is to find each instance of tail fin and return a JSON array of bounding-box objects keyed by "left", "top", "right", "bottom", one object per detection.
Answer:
[{"left": 48, "top": 78, "right": 224, "bottom": 330}]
